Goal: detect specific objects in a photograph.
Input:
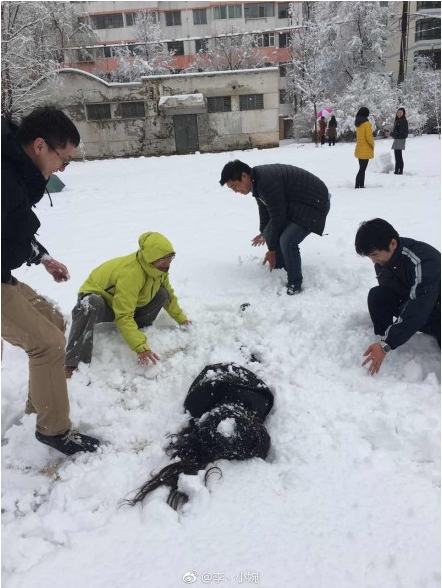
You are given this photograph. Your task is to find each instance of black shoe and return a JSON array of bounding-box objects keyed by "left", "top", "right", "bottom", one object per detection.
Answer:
[
  {"left": 287, "top": 285, "right": 302, "bottom": 296},
  {"left": 36, "top": 429, "right": 100, "bottom": 456}
]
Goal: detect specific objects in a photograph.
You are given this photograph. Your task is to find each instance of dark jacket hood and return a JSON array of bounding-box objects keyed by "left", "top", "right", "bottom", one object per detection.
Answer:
[{"left": 354, "top": 115, "right": 369, "bottom": 128}]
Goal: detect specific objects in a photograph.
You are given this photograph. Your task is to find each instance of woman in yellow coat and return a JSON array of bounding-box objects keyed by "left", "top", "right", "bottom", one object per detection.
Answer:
[{"left": 354, "top": 107, "right": 374, "bottom": 189}]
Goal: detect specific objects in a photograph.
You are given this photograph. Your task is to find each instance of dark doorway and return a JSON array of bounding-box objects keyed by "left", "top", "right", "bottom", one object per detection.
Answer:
[{"left": 173, "top": 114, "right": 199, "bottom": 153}]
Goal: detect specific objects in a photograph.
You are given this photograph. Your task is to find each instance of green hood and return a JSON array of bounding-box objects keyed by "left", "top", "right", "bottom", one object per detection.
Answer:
[{"left": 137, "top": 232, "right": 175, "bottom": 273}]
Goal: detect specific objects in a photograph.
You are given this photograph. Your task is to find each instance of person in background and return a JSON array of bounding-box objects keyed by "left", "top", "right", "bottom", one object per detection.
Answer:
[
  {"left": 123, "top": 362, "right": 273, "bottom": 510},
  {"left": 327, "top": 115, "right": 338, "bottom": 147},
  {"left": 355, "top": 218, "right": 440, "bottom": 375},
  {"left": 65, "top": 232, "right": 191, "bottom": 375},
  {"left": 319, "top": 116, "right": 327, "bottom": 145},
  {"left": 391, "top": 107, "right": 408, "bottom": 175},
  {"left": 354, "top": 107, "right": 374, "bottom": 189},
  {"left": 219, "top": 160, "right": 331, "bottom": 295},
  {"left": 1, "top": 106, "right": 100, "bottom": 456}
]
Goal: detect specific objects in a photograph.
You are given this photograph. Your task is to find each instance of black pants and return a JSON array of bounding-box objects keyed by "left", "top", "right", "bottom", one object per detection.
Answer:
[
  {"left": 394, "top": 150, "right": 404, "bottom": 174},
  {"left": 320, "top": 135, "right": 326, "bottom": 145},
  {"left": 355, "top": 159, "right": 369, "bottom": 188},
  {"left": 328, "top": 137, "right": 335, "bottom": 146},
  {"left": 368, "top": 285, "right": 441, "bottom": 347}
]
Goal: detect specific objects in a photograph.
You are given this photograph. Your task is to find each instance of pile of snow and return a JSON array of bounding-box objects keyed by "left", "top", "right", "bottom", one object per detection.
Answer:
[{"left": 2, "top": 136, "right": 440, "bottom": 588}]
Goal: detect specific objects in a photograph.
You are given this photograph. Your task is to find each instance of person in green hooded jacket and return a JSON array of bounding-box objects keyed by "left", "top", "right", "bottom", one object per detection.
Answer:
[{"left": 65, "top": 232, "right": 190, "bottom": 376}]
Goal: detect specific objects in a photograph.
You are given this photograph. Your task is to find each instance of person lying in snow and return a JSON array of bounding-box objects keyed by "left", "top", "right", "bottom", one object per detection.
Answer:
[
  {"left": 65, "top": 232, "right": 191, "bottom": 377},
  {"left": 124, "top": 362, "right": 274, "bottom": 510}
]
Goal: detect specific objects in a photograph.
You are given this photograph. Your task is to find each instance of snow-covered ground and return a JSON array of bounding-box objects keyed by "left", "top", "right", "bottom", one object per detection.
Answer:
[{"left": 2, "top": 136, "right": 440, "bottom": 588}]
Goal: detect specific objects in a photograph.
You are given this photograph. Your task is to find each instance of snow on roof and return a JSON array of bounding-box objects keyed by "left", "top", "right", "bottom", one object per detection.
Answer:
[
  {"left": 59, "top": 68, "right": 141, "bottom": 88},
  {"left": 143, "top": 66, "right": 278, "bottom": 81}
]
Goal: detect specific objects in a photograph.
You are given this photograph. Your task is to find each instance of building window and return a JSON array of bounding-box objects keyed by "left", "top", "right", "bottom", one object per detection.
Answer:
[
  {"left": 417, "top": 2, "right": 441, "bottom": 9},
  {"left": 415, "top": 18, "right": 441, "bottom": 41},
  {"left": 278, "top": 2, "right": 290, "bottom": 19},
  {"left": 86, "top": 103, "right": 112, "bottom": 120},
  {"left": 103, "top": 45, "right": 115, "bottom": 58},
  {"left": 279, "top": 63, "right": 288, "bottom": 77},
  {"left": 239, "top": 94, "right": 264, "bottom": 110},
  {"left": 165, "top": 10, "right": 181, "bottom": 26},
  {"left": 193, "top": 9, "right": 207, "bottom": 25},
  {"left": 256, "top": 33, "right": 275, "bottom": 47},
  {"left": 167, "top": 41, "right": 184, "bottom": 55},
  {"left": 279, "top": 90, "right": 287, "bottom": 104},
  {"left": 213, "top": 4, "right": 242, "bottom": 20},
  {"left": 207, "top": 96, "right": 232, "bottom": 112},
  {"left": 125, "top": 12, "right": 136, "bottom": 26},
  {"left": 244, "top": 3, "right": 275, "bottom": 19},
  {"left": 195, "top": 39, "right": 209, "bottom": 53},
  {"left": 279, "top": 32, "right": 291, "bottom": 48},
  {"left": 415, "top": 49, "right": 441, "bottom": 69},
  {"left": 121, "top": 102, "right": 145, "bottom": 118},
  {"left": 91, "top": 13, "right": 124, "bottom": 29}
]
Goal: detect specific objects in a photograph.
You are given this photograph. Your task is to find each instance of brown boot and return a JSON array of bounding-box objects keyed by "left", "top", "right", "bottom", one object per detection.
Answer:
[{"left": 65, "top": 366, "right": 77, "bottom": 379}]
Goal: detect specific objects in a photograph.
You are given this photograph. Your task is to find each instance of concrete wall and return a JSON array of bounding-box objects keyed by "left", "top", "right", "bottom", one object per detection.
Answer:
[{"left": 43, "top": 67, "right": 279, "bottom": 158}]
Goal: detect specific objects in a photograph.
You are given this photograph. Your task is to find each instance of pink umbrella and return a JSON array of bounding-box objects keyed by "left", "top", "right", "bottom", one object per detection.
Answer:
[{"left": 317, "top": 108, "right": 333, "bottom": 118}]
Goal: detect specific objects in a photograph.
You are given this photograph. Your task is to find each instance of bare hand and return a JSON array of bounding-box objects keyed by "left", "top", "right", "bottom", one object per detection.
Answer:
[
  {"left": 181, "top": 320, "right": 192, "bottom": 326},
  {"left": 42, "top": 257, "right": 70, "bottom": 282},
  {"left": 137, "top": 350, "right": 160, "bottom": 366},
  {"left": 362, "top": 343, "right": 386, "bottom": 375},
  {"left": 251, "top": 234, "right": 265, "bottom": 247},
  {"left": 263, "top": 251, "right": 276, "bottom": 272}
]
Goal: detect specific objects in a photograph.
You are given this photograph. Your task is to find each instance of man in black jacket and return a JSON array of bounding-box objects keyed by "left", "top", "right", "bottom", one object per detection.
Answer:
[
  {"left": 1, "top": 106, "right": 99, "bottom": 455},
  {"left": 355, "top": 218, "right": 440, "bottom": 375},
  {"left": 220, "top": 160, "right": 330, "bottom": 294}
]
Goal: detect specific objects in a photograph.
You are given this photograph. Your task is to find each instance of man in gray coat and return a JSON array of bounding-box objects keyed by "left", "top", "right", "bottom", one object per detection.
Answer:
[{"left": 220, "top": 160, "right": 330, "bottom": 294}]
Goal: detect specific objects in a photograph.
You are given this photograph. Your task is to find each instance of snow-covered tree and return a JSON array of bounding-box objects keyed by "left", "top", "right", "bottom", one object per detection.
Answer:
[
  {"left": 186, "top": 29, "right": 268, "bottom": 72},
  {"left": 286, "top": 1, "right": 396, "bottom": 140},
  {"left": 315, "top": 1, "right": 394, "bottom": 95},
  {"left": 398, "top": 55, "right": 441, "bottom": 135},
  {"left": 331, "top": 72, "right": 397, "bottom": 135},
  {"left": 1, "top": 1, "right": 96, "bottom": 121},
  {"left": 110, "top": 10, "right": 174, "bottom": 82},
  {"left": 286, "top": 3, "right": 330, "bottom": 142}
]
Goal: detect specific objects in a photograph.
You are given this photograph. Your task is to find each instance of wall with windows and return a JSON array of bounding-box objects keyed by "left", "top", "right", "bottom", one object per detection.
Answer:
[
  {"left": 411, "top": 0, "right": 441, "bottom": 70},
  {"left": 384, "top": 1, "right": 440, "bottom": 85},
  {"left": 41, "top": 67, "right": 279, "bottom": 158},
  {"left": 71, "top": 1, "right": 299, "bottom": 70}
]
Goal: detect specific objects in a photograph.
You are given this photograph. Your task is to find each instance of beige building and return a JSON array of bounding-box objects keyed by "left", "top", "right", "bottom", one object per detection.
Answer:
[
  {"left": 44, "top": 67, "right": 279, "bottom": 158},
  {"left": 385, "top": 1, "right": 440, "bottom": 85},
  {"left": 66, "top": 1, "right": 299, "bottom": 134}
]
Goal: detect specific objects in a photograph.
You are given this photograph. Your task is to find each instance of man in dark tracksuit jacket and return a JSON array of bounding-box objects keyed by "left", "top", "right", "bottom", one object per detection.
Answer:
[
  {"left": 1, "top": 107, "right": 99, "bottom": 455},
  {"left": 220, "top": 160, "right": 330, "bottom": 295},
  {"left": 355, "top": 218, "right": 440, "bottom": 375}
]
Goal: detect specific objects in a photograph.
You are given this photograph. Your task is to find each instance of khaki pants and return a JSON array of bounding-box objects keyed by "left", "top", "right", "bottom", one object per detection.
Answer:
[{"left": 1, "top": 278, "right": 71, "bottom": 436}]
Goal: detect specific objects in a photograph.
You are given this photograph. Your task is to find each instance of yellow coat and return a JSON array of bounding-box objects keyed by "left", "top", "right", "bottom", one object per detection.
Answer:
[
  {"left": 354, "top": 120, "right": 375, "bottom": 159},
  {"left": 79, "top": 232, "right": 187, "bottom": 353}
]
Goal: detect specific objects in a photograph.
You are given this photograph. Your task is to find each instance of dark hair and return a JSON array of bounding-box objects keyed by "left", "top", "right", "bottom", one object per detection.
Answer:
[
  {"left": 123, "top": 403, "right": 271, "bottom": 510},
  {"left": 15, "top": 106, "right": 80, "bottom": 149},
  {"left": 395, "top": 107, "right": 406, "bottom": 119},
  {"left": 219, "top": 160, "right": 252, "bottom": 186},
  {"left": 356, "top": 107, "right": 370, "bottom": 117},
  {"left": 355, "top": 218, "right": 400, "bottom": 255}
]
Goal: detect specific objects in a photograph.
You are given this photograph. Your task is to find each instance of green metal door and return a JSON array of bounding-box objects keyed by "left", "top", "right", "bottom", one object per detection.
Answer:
[{"left": 173, "top": 114, "right": 199, "bottom": 154}]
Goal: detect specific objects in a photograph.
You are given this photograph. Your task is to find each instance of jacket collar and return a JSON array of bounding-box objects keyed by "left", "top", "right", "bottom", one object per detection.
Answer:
[{"left": 2, "top": 120, "right": 47, "bottom": 204}]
